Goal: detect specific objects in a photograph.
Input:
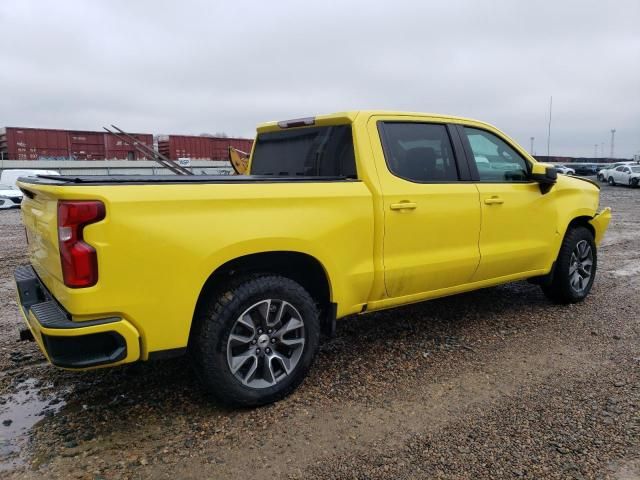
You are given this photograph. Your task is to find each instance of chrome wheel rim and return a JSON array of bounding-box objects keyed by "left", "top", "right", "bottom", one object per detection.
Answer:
[
  {"left": 226, "top": 299, "right": 305, "bottom": 389},
  {"left": 569, "top": 240, "right": 593, "bottom": 293}
]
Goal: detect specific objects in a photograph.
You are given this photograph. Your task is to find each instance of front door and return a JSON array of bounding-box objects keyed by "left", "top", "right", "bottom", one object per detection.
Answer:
[
  {"left": 458, "top": 126, "right": 558, "bottom": 281},
  {"left": 372, "top": 119, "right": 482, "bottom": 298}
]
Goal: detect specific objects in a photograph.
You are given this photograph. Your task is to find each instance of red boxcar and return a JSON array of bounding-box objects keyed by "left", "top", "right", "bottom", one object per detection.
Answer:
[
  {"left": 0, "top": 127, "right": 153, "bottom": 160},
  {"left": 158, "top": 135, "right": 254, "bottom": 161},
  {"left": 104, "top": 133, "right": 153, "bottom": 160},
  {"left": 1, "top": 127, "right": 69, "bottom": 160}
]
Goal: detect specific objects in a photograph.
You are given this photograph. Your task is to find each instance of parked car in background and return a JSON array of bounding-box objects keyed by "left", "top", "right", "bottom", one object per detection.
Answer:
[
  {"left": 598, "top": 162, "right": 637, "bottom": 182},
  {"left": 572, "top": 164, "right": 599, "bottom": 176},
  {"left": 606, "top": 164, "right": 640, "bottom": 187},
  {"left": 555, "top": 165, "right": 575, "bottom": 175},
  {"left": 0, "top": 183, "right": 23, "bottom": 209}
]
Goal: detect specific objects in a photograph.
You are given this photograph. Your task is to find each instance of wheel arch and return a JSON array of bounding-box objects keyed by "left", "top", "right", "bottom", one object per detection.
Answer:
[
  {"left": 565, "top": 215, "right": 596, "bottom": 239},
  {"left": 192, "top": 251, "right": 335, "bottom": 338}
]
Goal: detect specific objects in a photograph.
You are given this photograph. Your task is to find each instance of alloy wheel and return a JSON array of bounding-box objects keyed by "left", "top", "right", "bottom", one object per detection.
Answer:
[
  {"left": 569, "top": 240, "right": 593, "bottom": 293},
  {"left": 226, "top": 299, "right": 305, "bottom": 389}
]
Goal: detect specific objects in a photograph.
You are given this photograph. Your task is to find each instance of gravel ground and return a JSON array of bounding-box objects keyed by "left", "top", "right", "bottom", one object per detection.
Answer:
[{"left": 0, "top": 183, "right": 638, "bottom": 479}]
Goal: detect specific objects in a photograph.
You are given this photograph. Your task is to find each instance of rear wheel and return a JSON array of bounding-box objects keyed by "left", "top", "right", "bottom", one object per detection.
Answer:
[
  {"left": 190, "top": 275, "right": 320, "bottom": 407},
  {"left": 631, "top": 178, "right": 639, "bottom": 188},
  {"left": 542, "top": 226, "right": 597, "bottom": 304}
]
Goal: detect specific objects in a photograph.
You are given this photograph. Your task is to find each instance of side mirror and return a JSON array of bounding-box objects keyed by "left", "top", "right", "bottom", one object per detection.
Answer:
[
  {"left": 530, "top": 163, "right": 557, "bottom": 193},
  {"left": 531, "top": 163, "right": 557, "bottom": 184}
]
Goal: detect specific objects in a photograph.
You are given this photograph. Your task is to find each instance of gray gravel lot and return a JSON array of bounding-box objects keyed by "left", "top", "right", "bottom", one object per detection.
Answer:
[{"left": 0, "top": 184, "right": 638, "bottom": 479}]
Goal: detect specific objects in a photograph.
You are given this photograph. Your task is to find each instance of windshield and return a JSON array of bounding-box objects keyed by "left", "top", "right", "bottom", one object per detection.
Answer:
[{"left": 251, "top": 125, "right": 356, "bottom": 177}]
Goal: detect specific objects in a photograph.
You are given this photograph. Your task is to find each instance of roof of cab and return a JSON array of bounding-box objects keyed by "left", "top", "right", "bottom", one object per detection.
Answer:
[{"left": 256, "top": 110, "right": 495, "bottom": 133}]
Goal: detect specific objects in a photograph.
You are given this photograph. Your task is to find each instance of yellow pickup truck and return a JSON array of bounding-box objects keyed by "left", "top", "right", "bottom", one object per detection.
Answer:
[{"left": 14, "top": 111, "right": 611, "bottom": 406}]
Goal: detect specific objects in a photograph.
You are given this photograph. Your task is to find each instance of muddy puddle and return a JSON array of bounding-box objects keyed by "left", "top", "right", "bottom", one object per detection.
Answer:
[{"left": 0, "top": 378, "right": 66, "bottom": 471}]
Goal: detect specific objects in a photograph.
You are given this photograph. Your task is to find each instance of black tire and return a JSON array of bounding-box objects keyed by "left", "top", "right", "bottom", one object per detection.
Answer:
[
  {"left": 597, "top": 174, "right": 604, "bottom": 182},
  {"left": 608, "top": 177, "right": 615, "bottom": 186},
  {"left": 190, "top": 274, "right": 320, "bottom": 407},
  {"left": 542, "top": 226, "right": 597, "bottom": 304},
  {"left": 631, "top": 178, "right": 639, "bottom": 188}
]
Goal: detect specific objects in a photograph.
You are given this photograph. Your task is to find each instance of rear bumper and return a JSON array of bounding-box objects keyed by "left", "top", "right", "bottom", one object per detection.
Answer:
[{"left": 14, "top": 265, "right": 140, "bottom": 369}]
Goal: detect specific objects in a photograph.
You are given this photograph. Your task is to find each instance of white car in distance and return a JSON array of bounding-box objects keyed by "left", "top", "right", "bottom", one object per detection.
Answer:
[
  {"left": 0, "top": 183, "right": 23, "bottom": 209},
  {"left": 555, "top": 165, "right": 575, "bottom": 175},
  {"left": 607, "top": 164, "right": 640, "bottom": 187}
]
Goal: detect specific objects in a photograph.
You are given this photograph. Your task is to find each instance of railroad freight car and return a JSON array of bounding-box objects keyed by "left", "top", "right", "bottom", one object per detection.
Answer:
[
  {"left": 158, "top": 135, "right": 254, "bottom": 161},
  {"left": 0, "top": 127, "right": 153, "bottom": 160}
]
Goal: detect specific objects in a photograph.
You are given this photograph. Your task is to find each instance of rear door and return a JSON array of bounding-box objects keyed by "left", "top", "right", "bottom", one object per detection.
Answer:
[
  {"left": 457, "top": 125, "right": 558, "bottom": 281},
  {"left": 370, "top": 117, "right": 481, "bottom": 298}
]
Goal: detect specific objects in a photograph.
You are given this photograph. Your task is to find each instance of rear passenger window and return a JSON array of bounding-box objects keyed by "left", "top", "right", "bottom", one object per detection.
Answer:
[
  {"left": 379, "top": 123, "right": 459, "bottom": 182},
  {"left": 463, "top": 127, "right": 529, "bottom": 182}
]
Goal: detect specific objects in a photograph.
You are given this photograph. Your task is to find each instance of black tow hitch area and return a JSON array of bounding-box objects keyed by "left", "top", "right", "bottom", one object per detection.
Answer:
[{"left": 19, "top": 327, "right": 35, "bottom": 342}]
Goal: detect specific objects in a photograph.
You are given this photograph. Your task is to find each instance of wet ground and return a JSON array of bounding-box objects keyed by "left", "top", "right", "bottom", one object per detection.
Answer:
[{"left": 0, "top": 182, "right": 638, "bottom": 479}]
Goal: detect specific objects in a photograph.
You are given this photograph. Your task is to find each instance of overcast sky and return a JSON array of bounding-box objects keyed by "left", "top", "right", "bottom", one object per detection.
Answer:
[{"left": 1, "top": 0, "right": 638, "bottom": 158}]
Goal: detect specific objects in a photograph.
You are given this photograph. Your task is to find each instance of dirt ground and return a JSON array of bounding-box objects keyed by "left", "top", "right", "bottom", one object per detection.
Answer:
[{"left": 0, "top": 184, "right": 638, "bottom": 479}]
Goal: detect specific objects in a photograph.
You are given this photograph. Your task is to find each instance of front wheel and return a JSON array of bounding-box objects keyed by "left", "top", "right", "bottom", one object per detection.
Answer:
[
  {"left": 608, "top": 177, "right": 616, "bottom": 186},
  {"left": 630, "top": 178, "right": 639, "bottom": 188},
  {"left": 542, "top": 226, "right": 597, "bottom": 304},
  {"left": 190, "top": 275, "right": 320, "bottom": 407}
]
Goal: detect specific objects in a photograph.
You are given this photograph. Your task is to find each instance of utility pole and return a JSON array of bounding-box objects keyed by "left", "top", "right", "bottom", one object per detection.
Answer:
[
  {"left": 594, "top": 144, "right": 598, "bottom": 158},
  {"left": 610, "top": 129, "right": 616, "bottom": 159},
  {"left": 601, "top": 142, "right": 605, "bottom": 160},
  {"left": 547, "top": 96, "right": 553, "bottom": 158},
  {"left": 530, "top": 137, "right": 535, "bottom": 155}
]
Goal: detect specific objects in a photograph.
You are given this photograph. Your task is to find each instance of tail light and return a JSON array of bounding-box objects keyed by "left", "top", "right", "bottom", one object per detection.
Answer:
[{"left": 58, "top": 201, "right": 105, "bottom": 288}]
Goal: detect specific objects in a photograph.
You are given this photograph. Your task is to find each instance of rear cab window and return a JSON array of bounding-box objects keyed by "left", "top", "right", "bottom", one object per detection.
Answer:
[{"left": 250, "top": 125, "right": 356, "bottom": 177}]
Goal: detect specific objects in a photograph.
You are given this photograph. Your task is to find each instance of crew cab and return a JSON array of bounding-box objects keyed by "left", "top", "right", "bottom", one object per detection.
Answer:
[
  {"left": 14, "top": 111, "right": 611, "bottom": 406},
  {"left": 605, "top": 164, "right": 640, "bottom": 187}
]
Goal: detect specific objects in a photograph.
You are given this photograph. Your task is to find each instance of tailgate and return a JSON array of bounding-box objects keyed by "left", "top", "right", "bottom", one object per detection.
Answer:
[{"left": 18, "top": 183, "right": 64, "bottom": 292}]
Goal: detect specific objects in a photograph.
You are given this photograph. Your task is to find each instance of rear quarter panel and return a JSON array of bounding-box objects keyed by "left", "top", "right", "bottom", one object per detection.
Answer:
[{"left": 25, "top": 181, "right": 375, "bottom": 357}]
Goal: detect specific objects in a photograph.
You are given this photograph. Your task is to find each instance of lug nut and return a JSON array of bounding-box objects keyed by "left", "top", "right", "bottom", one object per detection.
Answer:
[
  {"left": 257, "top": 328, "right": 263, "bottom": 334},
  {"left": 265, "top": 348, "right": 271, "bottom": 354},
  {"left": 271, "top": 338, "right": 276, "bottom": 343},
  {"left": 251, "top": 339, "right": 257, "bottom": 345},
  {"left": 267, "top": 328, "right": 273, "bottom": 334},
  {"left": 256, "top": 348, "right": 261, "bottom": 354}
]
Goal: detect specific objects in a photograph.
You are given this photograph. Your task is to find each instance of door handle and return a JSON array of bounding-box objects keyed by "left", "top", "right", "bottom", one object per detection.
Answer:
[
  {"left": 484, "top": 196, "right": 504, "bottom": 205},
  {"left": 390, "top": 201, "right": 417, "bottom": 211}
]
